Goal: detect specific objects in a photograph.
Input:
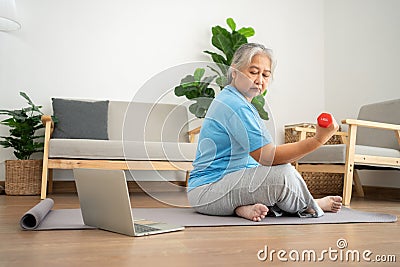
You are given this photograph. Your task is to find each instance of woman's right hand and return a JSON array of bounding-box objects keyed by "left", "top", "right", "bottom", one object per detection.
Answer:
[{"left": 313, "top": 114, "right": 339, "bottom": 145}]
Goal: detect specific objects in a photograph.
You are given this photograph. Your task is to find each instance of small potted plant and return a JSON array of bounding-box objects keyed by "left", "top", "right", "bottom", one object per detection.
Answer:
[{"left": 0, "top": 92, "right": 45, "bottom": 195}]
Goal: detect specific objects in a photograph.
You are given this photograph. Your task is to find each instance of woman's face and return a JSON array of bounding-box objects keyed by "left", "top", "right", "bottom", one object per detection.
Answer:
[{"left": 231, "top": 54, "right": 272, "bottom": 102}]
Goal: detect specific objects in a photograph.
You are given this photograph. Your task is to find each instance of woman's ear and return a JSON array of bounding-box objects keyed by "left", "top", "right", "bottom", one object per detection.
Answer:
[{"left": 231, "top": 65, "right": 237, "bottom": 79}]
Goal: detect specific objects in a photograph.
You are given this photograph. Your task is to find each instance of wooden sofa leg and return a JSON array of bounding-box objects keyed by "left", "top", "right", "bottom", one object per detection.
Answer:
[
  {"left": 48, "top": 169, "right": 54, "bottom": 193},
  {"left": 353, "top": 170, "right": 364, "bottom": 197},
  {"left": 343, "top": 124, "right": 357, "bottom": 206},
  {"left": 40, "top": 165, "right": 48, "bottom": 199},
  {"left": 185, "top": 171, "right": 190, "bottom": 187},
  {"left": 41, "top": 117, "right": 52, "bottom": 199},
  {"left": 343, "top": 167, "right": 354, "bottom": 206}
]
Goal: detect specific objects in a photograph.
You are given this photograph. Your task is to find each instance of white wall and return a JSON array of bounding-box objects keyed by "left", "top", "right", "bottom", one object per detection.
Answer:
[
  {"left": 325, "top": 0, "right": 400, "bottom": 187},
  {"left": 0, "top": 0, "right": 325, "bottom": 181}
]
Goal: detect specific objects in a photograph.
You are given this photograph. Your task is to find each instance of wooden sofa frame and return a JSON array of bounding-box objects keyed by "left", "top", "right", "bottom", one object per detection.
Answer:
[{"left": 40, "top": 115, "right": 200, "bottom": 199}]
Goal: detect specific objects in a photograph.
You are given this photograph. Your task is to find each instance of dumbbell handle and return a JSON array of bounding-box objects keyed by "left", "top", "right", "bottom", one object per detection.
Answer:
[{"left": 317, "top": 113, "right": 332, "bottom": 128}]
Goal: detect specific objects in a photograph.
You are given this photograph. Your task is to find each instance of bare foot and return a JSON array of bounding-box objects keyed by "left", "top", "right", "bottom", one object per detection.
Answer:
[
  {"left": 235, "top": 204, "right": 269, "bottom": 222},
  {"left": 315, "top": 196, "right": 342, "bottom": 212}
]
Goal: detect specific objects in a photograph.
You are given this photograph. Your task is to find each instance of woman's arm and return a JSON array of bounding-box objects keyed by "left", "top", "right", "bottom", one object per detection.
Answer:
[{"left": 250, "top": 118, "right": 339, "bottom": 166}]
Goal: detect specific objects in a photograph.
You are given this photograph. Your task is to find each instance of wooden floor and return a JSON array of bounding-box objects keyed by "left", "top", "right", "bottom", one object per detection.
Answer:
[{"left": 0, "top": 192, "right": 399, "bottom": 267}]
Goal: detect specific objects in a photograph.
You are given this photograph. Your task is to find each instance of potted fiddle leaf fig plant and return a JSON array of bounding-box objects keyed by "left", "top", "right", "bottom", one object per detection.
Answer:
[
  {"left": 175, "top": 18, "right": 269, "bottom": 120},
  {"left": 0, "top": 92, "right": 46, "bottom": 195},
  {"left": 204, "top": 17, "right": 255, "bottom": 89}
]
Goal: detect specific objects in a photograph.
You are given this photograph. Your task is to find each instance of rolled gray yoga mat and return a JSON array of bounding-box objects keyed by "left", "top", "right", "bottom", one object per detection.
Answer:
[
  {"left": 20, "top": 198, "right": 55, "bottom": 230},
  {"left": 20, "top": 198, "right": 94, "bottom": 230}
]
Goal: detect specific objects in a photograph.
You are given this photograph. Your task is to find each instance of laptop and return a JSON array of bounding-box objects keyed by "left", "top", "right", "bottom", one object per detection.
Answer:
[{"left": 73, "top": 168, "right": 184, "bottom": 236}]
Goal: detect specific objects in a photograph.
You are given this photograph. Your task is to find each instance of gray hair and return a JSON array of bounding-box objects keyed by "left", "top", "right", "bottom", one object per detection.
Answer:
[{"left": 228, "top": 43, "right": 275, "bottom": 83}]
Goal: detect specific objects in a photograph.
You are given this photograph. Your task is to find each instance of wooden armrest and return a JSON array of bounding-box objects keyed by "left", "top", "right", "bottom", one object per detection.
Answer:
[
  {"left": 342, "top": 119, "right": 400, "bottom": 131},
  {"left": 294, "top": 126, "right": 348, "bottom": 137},
  {"left": 41, "top": 115, "right": 54, "bottom": 135},
  {"left": 293, "top": 126, "right": 315, "bottom": 133},
  {"left": 188, "top": 126, "right": 201, "bottom": 135},
  {"left": 188, "top": 126, "right": 201, "bottom": 143},
  {"left": 41, "top": 115, "right": 53, "bottom": 124}
]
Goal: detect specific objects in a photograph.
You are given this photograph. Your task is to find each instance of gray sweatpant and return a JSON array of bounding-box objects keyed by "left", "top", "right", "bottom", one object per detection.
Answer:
[{"left": 187, "top": 164, "right": 324, "bottom": 217}]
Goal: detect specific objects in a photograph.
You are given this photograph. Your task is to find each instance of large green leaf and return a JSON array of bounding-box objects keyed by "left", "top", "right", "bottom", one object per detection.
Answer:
[
  {"left": 0, "top": 118, "right": 16, "bottom": 126},
  {"left": 188, "top": 97, "right": 214, "bottom": 118},
  {"left": 20, "top": 92, "right": 43, "bottom": 115},
  {"left": 195, "top": 97, "right": 214, "bottom": 109},
  {"left": 0, "top": 140, "right": 11, "bottom": 148},
  {"left": 251, "top": 95, "right": 269, "bottom": 120},
  {"left": 184, "top": 87, "right": 201, "bottom": 100},
  {"left": 181, "top": 74, "right": 195, "bottom": 84},
  {"left": 0, "top": 110, "right": 26, "bottom": 120},
  {"left": 0, "top": 110, "right": 14, "bottom": 116},
  {"left": 212, "top": 34, "right": 234, "bottom": 62},
  {"left": 193, "top": 68, "right": 205, "bottom": 82},
  {"left": 202, "top": 87, "right": 215, "bottom": 98},
  {"left": 203, "top": 51, "right": 228, "bottom": 66},
  {"left": 231, "top": 32, "right": 248, "bottom": 54},
  {"left": 211, "top": 26, "right": 233, "bottom": 54},
  {"left": 174, "top": 85, "right": 186, "bottom": 97},
  {"left": 189, "top": 103, "right": 207, "bottom": 119},
  {"left": 203, "top": 51, "right": 230, "bottom": 76},
  {"left": 211, "top": 25, "right": 230, "bottom": 39},
  {"left": 237, "top": 27, "right": 255, "bottom": 37},
  {"left": 226, "top": 18, "right": 236, "bottom": 31},
  {"left": 20, "top": 92, "right": 34, "bottom": 106}
]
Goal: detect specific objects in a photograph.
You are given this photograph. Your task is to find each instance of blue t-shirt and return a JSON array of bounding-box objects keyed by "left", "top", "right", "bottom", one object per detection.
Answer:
[{"left": 188, "top": 85, "right": 272, "bottom": 190}]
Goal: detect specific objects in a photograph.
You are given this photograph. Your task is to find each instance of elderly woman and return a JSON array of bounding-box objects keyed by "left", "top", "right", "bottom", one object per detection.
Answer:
[{"left": 187, "top": 43, "right": 342, "bottom": 222}]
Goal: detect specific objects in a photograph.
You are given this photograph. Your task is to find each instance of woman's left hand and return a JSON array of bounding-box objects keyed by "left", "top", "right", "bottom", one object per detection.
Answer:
[{"left": 314, "top": 114, "right": 340, "bottom": 145}]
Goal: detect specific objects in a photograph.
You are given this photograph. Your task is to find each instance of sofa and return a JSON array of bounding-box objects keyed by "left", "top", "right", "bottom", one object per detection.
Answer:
[
  {"left": 40, "top": 99, "right": 199, "bottom": 199},
  {"left": 295, "top": 99, "right": 400, "bottom": 205}
]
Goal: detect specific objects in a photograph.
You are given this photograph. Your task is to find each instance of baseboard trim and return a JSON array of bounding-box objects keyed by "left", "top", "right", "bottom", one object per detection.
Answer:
[{"left": 51, "top": 181, "right": 187, "bottom": 194}]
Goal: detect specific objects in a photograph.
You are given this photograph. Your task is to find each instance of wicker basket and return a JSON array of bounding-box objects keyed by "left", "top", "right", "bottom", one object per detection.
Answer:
[
  {"left": 5, "top": 160, "right": 42, "bottom": 195},
  {"left": 302, "top": 172, "right": 344, "bottom": 198},
  {"left": 285, "top": 123, "right": 344, "bottom": 197},
  {"left": 285, "top": 123, "right": 342, "bottom": 145}
]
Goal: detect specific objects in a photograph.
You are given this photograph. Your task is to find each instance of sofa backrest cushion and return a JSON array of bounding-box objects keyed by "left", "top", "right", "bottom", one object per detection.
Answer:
[
  {"left": 108, "top": 101, "right": 189, "bottom": 142},
  {"left": 52, "top": 98, "right": 109, "bottom": 140},
  {"left": 356, "top": 99, "right": 400, "bottom": 149}
]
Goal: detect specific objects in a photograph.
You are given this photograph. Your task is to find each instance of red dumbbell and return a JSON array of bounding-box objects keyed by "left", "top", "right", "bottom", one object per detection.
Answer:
[{"left": 317, "top": 113, "right": 333, "bottom": 128}]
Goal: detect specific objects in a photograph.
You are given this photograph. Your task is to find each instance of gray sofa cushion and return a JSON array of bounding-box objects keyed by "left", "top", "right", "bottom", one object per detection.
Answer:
[
  {"left": 108, "top": 101, "right": 189, "bottom": 142},
  {"left": 357, "top": 99, "right": 400, "bottom": 149},
  {"left": 298, "top": 144, "right": 347, "bottom": 164},
  {"left": 299, "top": 144, "right": 400, "bottom": 167},
  {"left": 52, "top": 98, "right": 109, "bottom": 140},
  {"left": 48, "top": 139, "right": 197, "bottom": 161}
]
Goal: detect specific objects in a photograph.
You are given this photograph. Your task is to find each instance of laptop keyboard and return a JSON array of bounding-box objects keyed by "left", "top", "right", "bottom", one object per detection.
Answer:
[{"left": 134, "top": 224, "right": 160, "bottom": 233}]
